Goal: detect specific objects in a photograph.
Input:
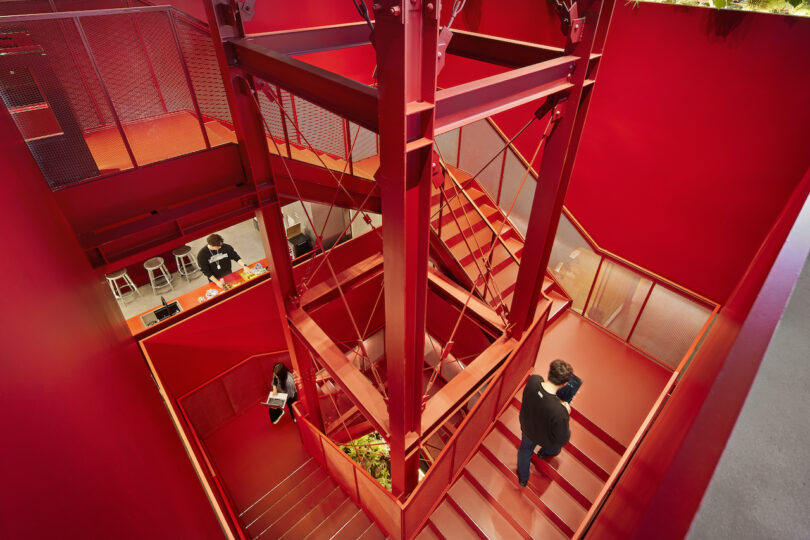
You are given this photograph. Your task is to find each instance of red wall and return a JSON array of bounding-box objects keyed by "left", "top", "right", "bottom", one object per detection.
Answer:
[
  {"left": 142, "top": 278, "right": 288, "bottom": 399},
  {"left": 565, "top": 4, "right": 810, "bottom": 303},
  {"left": 589, "top": 166, "right": 810, "bottom": 540},
  {"left": 0, "top": 103, "right": 222, "bottom": 538}
]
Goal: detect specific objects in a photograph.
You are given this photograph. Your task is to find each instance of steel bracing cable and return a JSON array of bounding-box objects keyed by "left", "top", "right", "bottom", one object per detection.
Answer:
[
  {"left": 431, "top": 116, "right": 536, "bottom": 222},
  {"left": 253, "top": 84, "right": 382, "bottom": 293},
  {"left": 351, "top": 0, "right": 374, "bottom": 31},
  {"left": 446, "top": 0, "right": 468, "bottom": 30}
]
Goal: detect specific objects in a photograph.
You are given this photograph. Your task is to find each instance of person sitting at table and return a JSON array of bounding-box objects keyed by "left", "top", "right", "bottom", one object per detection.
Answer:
[{"left": 196, "top": 233, "right": 250, "bottom": 288}]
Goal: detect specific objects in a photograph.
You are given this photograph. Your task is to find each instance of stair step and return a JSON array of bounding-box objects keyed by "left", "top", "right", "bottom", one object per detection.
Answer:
[
  {"left": 331, "top": 507, "right": 374, "bottom": 540},
  {"left": 241, "top": 459, "right": 320, "bottom": 526},
  {"left": 465, "top": 453, "right": 569, "bottom": 539},
  {"left": 303, "top": 497, "right": 359, "bottom": 540},
  {"left": 242, "top": 463, "right": 328, "bottom": 535},
  {"left": 356, "top": 521, "right": 387, "bottom": 540},
  {"left": 504, "top": 394, "right": 621, "bottom": 482},
  {"left": 569, "top": 419, "right": 620, "bottom": 478},
  {"left": 415, "top": 520, "right": 444, "bottom": 539},
  {"left": 430, "top": 499, "right": 482, "bottom": 540},
  {"left": 448, "top": 475, "right": 526, "bottom": 539},
  {"left": 482, "top": 428, "right": 586, "bottom": 532},
  {"left": 496, "top": 408, "right": 605, "bottom": 504},
  {"left": 547, "top": 290, "right": 572, "bottom": 323},
  {"left": 279, "top": 485, "right": 348, "bottom": 540},
  {"left": 252, "top": 474, "right": 336, "bottom": 538}
]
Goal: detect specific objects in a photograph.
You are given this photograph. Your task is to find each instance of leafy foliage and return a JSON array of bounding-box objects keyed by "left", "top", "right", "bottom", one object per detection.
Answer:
[
  {"left": 630, "top": 0, "right": 809, "bottom": 15},
  {"left": 340, "top": 432, "right": 392, "bottom": 491}
]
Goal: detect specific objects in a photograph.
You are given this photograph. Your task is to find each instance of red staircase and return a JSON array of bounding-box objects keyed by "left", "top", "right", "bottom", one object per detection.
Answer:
[
  {"left": 430, "top": 163, "right": 572, "bottom": 322},
  {"left": 239, "top": 458, "right": 387, "bottom": 539},
  {"left": 423, "top": 395, "right": 624, "bottom": 539}
]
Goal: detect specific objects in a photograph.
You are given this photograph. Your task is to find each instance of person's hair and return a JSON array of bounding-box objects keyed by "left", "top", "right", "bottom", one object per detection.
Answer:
[
  {"left": 273, "top": 362, "right": 289, "bottom": 385},
  {"left": 548, "top": 359, "right": 573, "bottom": 385},
  {"left": 206, "top": 233, "right": 223, "bottom": 247}
]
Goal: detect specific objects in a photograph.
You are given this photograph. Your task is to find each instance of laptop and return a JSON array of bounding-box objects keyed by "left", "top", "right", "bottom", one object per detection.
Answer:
[{"left": 261, "top": 391, "right": 288, "bottom": 409}]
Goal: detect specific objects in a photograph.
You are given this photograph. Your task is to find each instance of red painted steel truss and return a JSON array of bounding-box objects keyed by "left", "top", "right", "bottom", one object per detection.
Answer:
[{"left": 203, "top": 0, "right": 616, "bottom": 525}]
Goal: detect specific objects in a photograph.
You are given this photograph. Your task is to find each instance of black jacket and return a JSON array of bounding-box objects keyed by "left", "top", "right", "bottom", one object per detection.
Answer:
[
  {"left": 519, "top": 375, "right": 571, "bottom": 447},
  {"left": 197, "top": 243, "right": 240, "bottom": 280}
]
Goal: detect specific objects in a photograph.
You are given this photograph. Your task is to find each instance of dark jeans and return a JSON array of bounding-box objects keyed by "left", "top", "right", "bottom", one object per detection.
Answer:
[
  {"left": 287, "top": 394, "right": 298, "bottom": 420},
  {"left": 517, "top": 432, "right": 562, "bottom": 484}
]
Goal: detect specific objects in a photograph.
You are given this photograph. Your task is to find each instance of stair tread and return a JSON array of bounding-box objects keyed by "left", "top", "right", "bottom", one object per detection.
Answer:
[
  {"left": 466, "top": 453, "right": 568, "bottom": 540},
  {"left": 449, "top": 475, "right": 525, "bottom": 539},
  {"left": 279, "top": 485, "right": 348, "bottom": 540},
  {"left": 498, "top": 407, "right": 605, "bottom": 503},
  {"left": 356, "top": 521, "right": 387, "bottom": 540},
  {"left": 415, "top": 521, "right": 443, "bottom": 540},
  {"left": 241, "top": 459, "right": 320, "bottom": 525},
  {"left": 331, "top": 507, "right": 373, "bottom": 540},
  {"left": 303, "top": 497, "right": 359, "bottom": 540},
  {"left": 510, "top": 395, "right": 623, "bottom": 475},
  {"left": 547, "top": 290, "right": 572, "bottom": 322},
  {"left": 253, "top": 474, "right": 336, "bottom": 538},
  {"left": 430, "top": 499, "right": 481, "bottom": 539},
  {"left": 482, "top": 428, "right": 587, "bottom": 530}
]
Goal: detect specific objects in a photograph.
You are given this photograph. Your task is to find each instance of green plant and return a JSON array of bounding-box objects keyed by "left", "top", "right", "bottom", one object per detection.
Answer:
[{"left": 340, "top": 432, "right": 392, "bottom": 491}]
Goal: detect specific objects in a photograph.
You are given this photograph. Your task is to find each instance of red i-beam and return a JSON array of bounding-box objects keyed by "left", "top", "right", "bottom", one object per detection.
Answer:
[
  {"left": 373, "top": 1, "right": 440, "bottom": 496},
  {"left": 202, "top": 0, "right": 323, "bottom": 430}
]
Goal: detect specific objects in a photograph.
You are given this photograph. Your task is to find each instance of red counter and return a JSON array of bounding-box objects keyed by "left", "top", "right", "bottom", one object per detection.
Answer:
[{"left": 126, "top": 259, "right": 269, "bottom": 336}]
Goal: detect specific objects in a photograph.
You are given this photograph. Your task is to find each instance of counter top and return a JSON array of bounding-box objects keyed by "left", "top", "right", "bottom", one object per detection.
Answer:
[{"left": 126, "top": 259, "right": 269, "bottom": 336}]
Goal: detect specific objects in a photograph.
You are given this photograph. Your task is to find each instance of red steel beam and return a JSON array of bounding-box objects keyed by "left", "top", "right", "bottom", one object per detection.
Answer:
[
  {"left": 204, "top": 0, "right": 323, "bottom": 430},
  {"left": 447, "top": 29, "right": 564, "bottom": 68},
  {"left": 418, "top": 336, "right": 516, "bottom": 448},
  {"left": 434, "top": 55, "right": 577, "bottom": 135},
  {"left": 427, "top": 268, "right": 504, "bottom": 337},
  {"left": 230, "top": 38, "right": 379, "bottom": 132},
  {"left": 509, "top": 0, "right": 612, "bottom": 335},
  {"left": 373, "top": 0, "right": 439, "bottom": 497},
  {"left": 288, "top": 307, "right": 390, "bottom": 438},
  {"left": 245, "top": 21, "right": 371, "bottom": 56}
]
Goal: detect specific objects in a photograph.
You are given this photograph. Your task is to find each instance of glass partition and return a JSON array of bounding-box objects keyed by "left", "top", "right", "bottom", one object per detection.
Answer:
[
  {"left": 629, "top": 285, "right": 715, "bottom": 368},
  {"left": 548, "top": 215, "right": 602, "bottom": 312},
  {"left": 585, "top": 260, "right": 653, "bottom": 340}
]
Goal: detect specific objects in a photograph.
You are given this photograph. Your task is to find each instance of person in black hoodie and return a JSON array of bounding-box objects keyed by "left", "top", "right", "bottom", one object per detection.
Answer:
[
  {"left": 517, "top": 359, "right": 574, "bottom": 487},
  {"left": 196, "top": 233, "right": 250, "bottom": 288}
]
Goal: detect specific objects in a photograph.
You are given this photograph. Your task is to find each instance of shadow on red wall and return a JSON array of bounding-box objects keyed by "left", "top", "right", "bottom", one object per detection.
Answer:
[
  {"left": 565, "top": 4, "right": 810, "bottom": 304},
  {"left": 142, "top": 278, "right": 288, "bottom": 400}
]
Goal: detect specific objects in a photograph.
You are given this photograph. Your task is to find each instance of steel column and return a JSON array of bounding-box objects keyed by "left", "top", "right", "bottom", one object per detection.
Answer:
[
  {"left": 204, "top": 0, "right": 322, "bottom": 429},
  {"left": 508, "top": 0, "right": 611, "bottom": 336},
  {"left": 373, "top": 0, "right": 439, "bottom": 498}
]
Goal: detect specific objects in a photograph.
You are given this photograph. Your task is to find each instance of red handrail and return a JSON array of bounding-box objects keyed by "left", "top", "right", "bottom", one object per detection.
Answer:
[{"left": 571, "top": 303, "right": 719, "bottom": 538}]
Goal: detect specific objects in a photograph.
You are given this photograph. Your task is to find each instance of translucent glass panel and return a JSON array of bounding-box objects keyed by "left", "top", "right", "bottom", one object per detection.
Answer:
[
  {"left": 435, "top": 128, "right": 459, "bottom": 167},
  {"left": 457, "top": 119, "right": 504, "bottom": 201},
  {"left": 549, "top": 215, "right": 601, "bottom": 312},
  {"left": 585, "top": 261, "right": 653, "bottom": 340},
  {"left": 499, "top": 150, "right": 535, "bottom": 237},
  {"left": 630, "top": 285, "right": 714, "bottom": 369}
]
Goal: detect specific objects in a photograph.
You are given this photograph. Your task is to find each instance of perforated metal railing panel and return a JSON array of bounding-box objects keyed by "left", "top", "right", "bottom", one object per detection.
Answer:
[{"left": 0, "top": 8, "right": 230, "bottom": 189}]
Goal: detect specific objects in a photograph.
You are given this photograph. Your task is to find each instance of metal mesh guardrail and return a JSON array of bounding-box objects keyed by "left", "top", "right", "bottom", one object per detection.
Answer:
[{"left": 0, "top": 6, "right": 229, "bottom": 188}]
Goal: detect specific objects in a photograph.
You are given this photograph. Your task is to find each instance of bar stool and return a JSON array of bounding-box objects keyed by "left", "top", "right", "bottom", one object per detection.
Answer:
[
  {"left": 105, "top": 268, "right": 141, "bottom": 303},
  {"left": 173, "top": 245, "right": 201, "bottom": 282},
  {"left": 144, "top": 256, "right": 174, "bottom": 294}
]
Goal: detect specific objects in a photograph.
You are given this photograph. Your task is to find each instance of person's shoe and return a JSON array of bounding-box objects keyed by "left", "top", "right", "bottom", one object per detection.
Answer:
[
  {"left": 518, "top": 478, "right": 528, "bottom": 487},
  {"left": 271, "top": 409, "right": 285, "bottom": 424},
  {"left": 536, "top": 451, "right": 551, "bottom": 459}
]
